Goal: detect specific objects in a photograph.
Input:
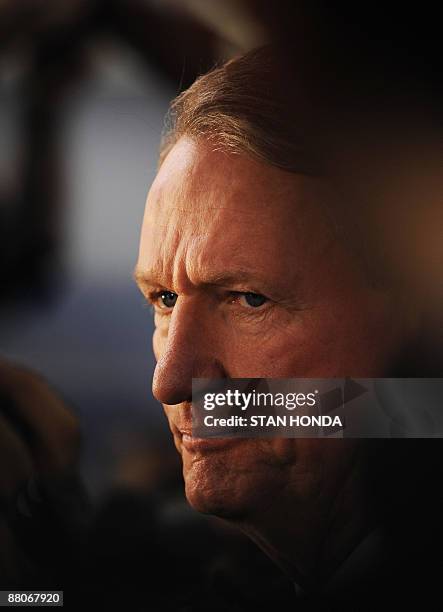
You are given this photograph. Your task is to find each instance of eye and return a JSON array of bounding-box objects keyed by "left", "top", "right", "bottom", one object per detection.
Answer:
[
  {"left": 153, "top": 290, "right": 178, "bottom": 310},
  {"left": 236, "top": 292, "right": 268, "bottom": 308}
]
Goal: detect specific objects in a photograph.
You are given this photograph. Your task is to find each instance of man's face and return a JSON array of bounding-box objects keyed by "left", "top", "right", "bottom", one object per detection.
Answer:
[{"left": 136, "top": 137, "right": 404, "bottom": 518}]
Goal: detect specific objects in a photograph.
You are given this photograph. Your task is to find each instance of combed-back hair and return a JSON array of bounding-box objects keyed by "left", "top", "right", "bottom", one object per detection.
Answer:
[{"left": 159, "top": 46, "right": 319, "bottom": 174}]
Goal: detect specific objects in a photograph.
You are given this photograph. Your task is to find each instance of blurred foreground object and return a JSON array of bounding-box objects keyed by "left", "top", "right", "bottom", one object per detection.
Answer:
[{"left": 0, "top": 360, "right": 89, "bottom": 586}]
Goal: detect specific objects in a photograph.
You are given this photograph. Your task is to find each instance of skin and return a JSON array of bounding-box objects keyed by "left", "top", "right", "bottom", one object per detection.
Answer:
[{"left": 135, "top": 137, "right": 414, "bottom": 585}]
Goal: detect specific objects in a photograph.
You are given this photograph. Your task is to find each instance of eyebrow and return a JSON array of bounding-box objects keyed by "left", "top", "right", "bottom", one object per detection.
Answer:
[
  {"left": 133, "top": 267, "right": 164, "bottom": 289},
  {"left": 133, "top": 266, "right": 297, "bottom": 299},
  {"left": 134, "top": 267, "right": 264, "bottom": 288}
]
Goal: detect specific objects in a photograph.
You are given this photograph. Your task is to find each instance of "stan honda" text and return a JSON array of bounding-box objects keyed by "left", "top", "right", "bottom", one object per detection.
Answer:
[{"left": 203, "top": 415, "right": 343, "bottom": 428}]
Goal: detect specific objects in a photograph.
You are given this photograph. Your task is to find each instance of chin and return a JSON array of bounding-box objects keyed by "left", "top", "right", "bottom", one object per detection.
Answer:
[
  {"left": 183, "top": 471, "right": 252, "bottom": 519},
  {"left": 180, "top": 441, "right": 284, "bottom": 520},
  {"left": 184, "top": 481, "right": 236, "bottom": 517}
]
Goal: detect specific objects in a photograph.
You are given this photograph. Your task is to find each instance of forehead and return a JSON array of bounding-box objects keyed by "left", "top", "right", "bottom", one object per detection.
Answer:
[
  {"left": 138, "top": 137, "right": 334, "bottom": 285},
  {"left": 149, "top": 137, "right": 326, "bottom": 220}
]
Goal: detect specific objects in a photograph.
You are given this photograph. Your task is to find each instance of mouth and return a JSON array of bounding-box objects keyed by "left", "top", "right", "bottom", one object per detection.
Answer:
[{"left": 168, "top": 408, "right": 243, "bottom": 454}]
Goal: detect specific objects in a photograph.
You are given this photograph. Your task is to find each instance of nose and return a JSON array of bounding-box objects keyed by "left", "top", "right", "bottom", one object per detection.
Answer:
[{"left": 152, "top": 300, "right": 225, "bottom": 405}]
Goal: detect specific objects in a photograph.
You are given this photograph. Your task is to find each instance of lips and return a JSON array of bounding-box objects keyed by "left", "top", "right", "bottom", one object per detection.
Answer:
[
  {"left": 167, "top": 406, "right": 241, "bottom": 453},
  {"left": 181, "top": 432, "right": 242, "bottom": 452}
]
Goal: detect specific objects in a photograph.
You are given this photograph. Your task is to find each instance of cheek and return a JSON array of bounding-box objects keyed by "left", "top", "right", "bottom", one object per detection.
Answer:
[
  {"left": 222, "top": 313, "right": 351, "bottom": 378},
  {"left": 223, "top": 319, "right": 313, "bottom": 377},
  {"left": 152, "top": 326, "right": 168, "bottom": 361}
]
